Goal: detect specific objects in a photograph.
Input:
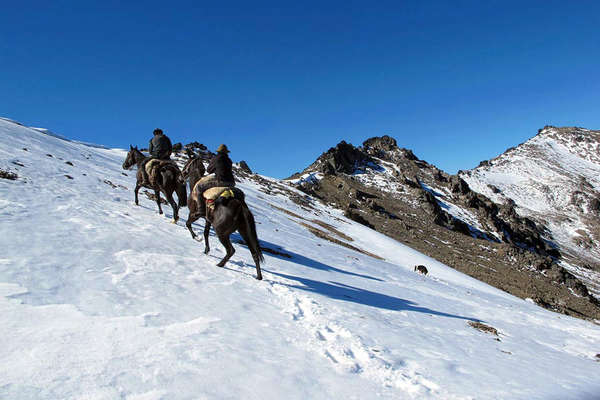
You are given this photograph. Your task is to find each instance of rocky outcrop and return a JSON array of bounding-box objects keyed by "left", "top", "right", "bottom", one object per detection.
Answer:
[
  {"left": 288, "top": 135, "right": 599, "bottom": 320},
  {"left": 314, "top": 141, "right": 374, "bottom": 175}
]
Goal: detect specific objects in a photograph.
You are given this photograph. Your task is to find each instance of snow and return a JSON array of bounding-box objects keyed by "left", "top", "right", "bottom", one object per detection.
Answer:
[
  {"left": 461, "top": 127, "right": 600, "bottom": 296},
  {"left": 1, "top": 118, "right": 600, "bottom": 399}
]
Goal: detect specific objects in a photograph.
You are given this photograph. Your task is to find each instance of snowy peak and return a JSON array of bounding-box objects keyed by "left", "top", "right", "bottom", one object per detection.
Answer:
[
  {"left": 461, "top": 125, "right": 600, "bottom": 297},
  {"left": 288, "top": 134, "right": 600, "bottom": 319}
]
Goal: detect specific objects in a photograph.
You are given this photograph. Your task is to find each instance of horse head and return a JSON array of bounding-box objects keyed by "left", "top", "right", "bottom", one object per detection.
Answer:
[
  {"left": 122, "top": 145, "right": 141, "bottom": 170},
  {"left": 181, "top": 157, "right": 205, "bottom": 180}
]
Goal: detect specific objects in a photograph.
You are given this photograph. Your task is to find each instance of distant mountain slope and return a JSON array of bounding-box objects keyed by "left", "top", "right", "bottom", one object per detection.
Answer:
[
  {"left": 288, "top": 135, "right": 600, "bottom": 318},
  {"left": 1, "top": 118, "right": 600, "bottom": 399},
  {"left": 461, "top": 126, "right": 600, "bottom": 296}
]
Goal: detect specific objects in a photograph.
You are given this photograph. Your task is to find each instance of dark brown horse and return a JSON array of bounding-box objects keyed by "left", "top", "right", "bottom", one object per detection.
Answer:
[
  {"left": 122, "top": 145, "right": 187, "bottom": 222},
  {"left": 182, "top": 158, "right": 263, "bottom": 280},
  {"left": 181, "top": 155, "right": 206, "bottom": 193}
]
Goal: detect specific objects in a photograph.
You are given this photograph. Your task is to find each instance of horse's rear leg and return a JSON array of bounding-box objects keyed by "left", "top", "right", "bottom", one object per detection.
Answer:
[
  {"left": 203, "top": 220, "right": 211, "bottom": 254},
  {"left": 165, "top": 191, "right": 178, "bottom": 223},
  {"left": 154, "top": 188, "right": 163, "bottom": 214},
  {"left": 216, "top": 233, "right": 235, "bottom": 268}
]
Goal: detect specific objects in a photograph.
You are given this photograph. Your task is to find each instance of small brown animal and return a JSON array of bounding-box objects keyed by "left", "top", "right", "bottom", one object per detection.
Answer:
[{"left": 414, "top": 265, "right": 428, "bottom": 275}]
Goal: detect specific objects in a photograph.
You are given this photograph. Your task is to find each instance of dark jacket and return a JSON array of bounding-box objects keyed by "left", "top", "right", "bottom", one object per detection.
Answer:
[
  {"left": 207, "top": 152, "right": 234, "bottom": 183},
  {"left": 149, "top": 134, "right": 172, "bottom": 159}
]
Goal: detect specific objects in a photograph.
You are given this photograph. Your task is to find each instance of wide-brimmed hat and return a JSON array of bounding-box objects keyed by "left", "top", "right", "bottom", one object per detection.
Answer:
[{"left": 216, "top": 144, "right": 230, "bottom": 153}]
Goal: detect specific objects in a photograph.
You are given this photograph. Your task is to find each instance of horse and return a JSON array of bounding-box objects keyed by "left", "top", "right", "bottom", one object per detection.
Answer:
[
  {"left": 122, "top": 145, "right": 187, "bottom": 222},
  {"left": 181, "top": 155, "right": 206, "bottom": 193},
  {"left": 181, "top": 157, "right": 263, "bottom": 280}
]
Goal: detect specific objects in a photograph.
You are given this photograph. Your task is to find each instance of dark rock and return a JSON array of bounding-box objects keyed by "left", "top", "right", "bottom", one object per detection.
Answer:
[
  {"left": 172, "top": 142, "right": 183, "bottom": 152},
  {"left": 488, "top": 184, "right": 502, "bottom": 194},
  {"left": 65, "top": 161, "right": 74, "bottom": 166},
  {"left": 0, "top": 169, "right": 18, "bottom": 180},
  {"left": 317, "top": 141, "right": 373, "bottom": 175},
  {"left": 362, "top": 136, "right": 399, "bottom": 158},
  {"left": 344, "top": 209, "right": 375, "bottom": 229},
  {"left": 449, "top": 176, "right": 470, "bottom": 195},
  {"left": 403, "top": 175, "right": 420, "bottom": 188},
  {"left": 590, "top": 198, "right": 600, "bottom": 214},
  {"left": 64, "top": 175, "right": 73, "bottom": 179},
  {"left": 239, "top": 160, "right": 252, "bottom": 174}
]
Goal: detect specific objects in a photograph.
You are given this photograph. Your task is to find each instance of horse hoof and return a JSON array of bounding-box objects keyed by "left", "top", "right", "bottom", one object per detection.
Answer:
[
  {"left": 256, "top": 275, "right": 263, "bottom": 280},
  {"left": 217, "top": 262, "right": 225, "bottom": 268}
]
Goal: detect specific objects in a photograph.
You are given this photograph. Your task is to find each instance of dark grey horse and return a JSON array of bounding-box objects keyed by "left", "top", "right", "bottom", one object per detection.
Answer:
[
  {"left": 181, "top": 158, "right": 263, "bottom": 280},
  {"left": 122, "top": 145, "right": 187, "bottom": 222}
]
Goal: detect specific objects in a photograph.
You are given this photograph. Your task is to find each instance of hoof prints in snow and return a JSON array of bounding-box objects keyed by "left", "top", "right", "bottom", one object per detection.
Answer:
[{"left": 267, "top": 280, "right": 440, "bottom": 395}]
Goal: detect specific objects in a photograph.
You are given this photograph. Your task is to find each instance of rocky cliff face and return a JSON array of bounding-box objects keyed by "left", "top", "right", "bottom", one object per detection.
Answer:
[
  {"left": 287, "top": 134, "right": 600, "bottom": 320},
  {"left": 460, "top": 126, "right": 600, "bottom": 297}
]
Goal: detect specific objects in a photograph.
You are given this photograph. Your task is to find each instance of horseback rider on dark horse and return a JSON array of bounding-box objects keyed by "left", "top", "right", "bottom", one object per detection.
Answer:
[
  {"left": 194, "top": 144, "right": 236, "bottom": 217},
  {"left": 183, "top": 144, "right": 263, "bottom": 280},
  {"left": 141, "top": 128, "right": 173, "bottom": 185},
  {"left": 122, "top": 128, "right": 186, "bottom": 222}
]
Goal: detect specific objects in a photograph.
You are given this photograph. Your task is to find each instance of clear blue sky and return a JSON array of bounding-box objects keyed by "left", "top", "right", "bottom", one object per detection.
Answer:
[{"left": 1, "top": 1, "right": 599, "bottom": 178}]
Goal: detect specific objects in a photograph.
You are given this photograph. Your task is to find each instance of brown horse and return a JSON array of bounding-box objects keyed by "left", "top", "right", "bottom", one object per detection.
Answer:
[
  {"left": 181, "top": 155, "right": 206, "bottom": 193},
  {"left": 122, "top": 145, "right": 187, "bottom": 222},
  {"left": 181, "top": 158, "right": 263, "bottom": 280}
]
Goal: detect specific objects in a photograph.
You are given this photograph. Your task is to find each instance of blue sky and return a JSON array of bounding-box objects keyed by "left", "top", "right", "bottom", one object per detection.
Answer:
[{"left": 1, "top": 1, "right": 599, "bottom": 178}]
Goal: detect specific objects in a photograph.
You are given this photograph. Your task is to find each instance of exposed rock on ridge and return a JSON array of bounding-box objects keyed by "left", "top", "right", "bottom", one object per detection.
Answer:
[{"left": 287, "top": 134, "right": 600, "bottom": 320}]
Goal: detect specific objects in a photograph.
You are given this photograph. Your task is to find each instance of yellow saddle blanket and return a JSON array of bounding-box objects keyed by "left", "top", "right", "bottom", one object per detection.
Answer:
[{"left": 203, "top": 187, "right": 235, "bottom": 201}]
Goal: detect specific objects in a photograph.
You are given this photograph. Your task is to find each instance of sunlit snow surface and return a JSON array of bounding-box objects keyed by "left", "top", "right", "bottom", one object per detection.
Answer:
[{"left": 1, "top": 119, "right": 600, "bottom": 399}]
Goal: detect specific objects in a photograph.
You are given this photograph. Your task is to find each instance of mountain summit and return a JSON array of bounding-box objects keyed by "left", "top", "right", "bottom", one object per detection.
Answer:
[
  {"left": 461, "top": 125, "right": 600, "bottom": 296},
  {"left": 289, "top": 133, "right": 600, "bottom": 319}
]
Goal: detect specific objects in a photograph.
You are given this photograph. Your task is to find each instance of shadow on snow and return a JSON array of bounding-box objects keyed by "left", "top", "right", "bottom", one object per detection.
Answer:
[{"left": 268, "top": 271, "right": 481, "bottom": 321}]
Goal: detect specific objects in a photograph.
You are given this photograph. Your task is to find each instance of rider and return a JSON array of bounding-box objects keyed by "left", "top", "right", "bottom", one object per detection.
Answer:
[
  {"left": 142, "top": 128, "right": 173, "bottom": 184},
  {"left": 196, "top": 144, "right": 235, "bottom": 216},
  {"left": 149, "top": 128, "right": 172, "bottom": 160}
]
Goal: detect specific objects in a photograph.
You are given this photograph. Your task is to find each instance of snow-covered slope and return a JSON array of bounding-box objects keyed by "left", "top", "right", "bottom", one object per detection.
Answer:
[
  {"left": 461, "top": 126, "right": 600, "bottom": 295},
  {"left": 1, "top": 119, "right": 600, "bottom": 399}
]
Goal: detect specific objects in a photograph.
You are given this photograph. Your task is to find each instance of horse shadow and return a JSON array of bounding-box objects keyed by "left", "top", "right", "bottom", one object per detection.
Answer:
[
  {"left": 234, "top": 237, "right": 383, "bottom": 282},
  {"left": 268, "top": 271, "right": 481, "bottom": 321}
]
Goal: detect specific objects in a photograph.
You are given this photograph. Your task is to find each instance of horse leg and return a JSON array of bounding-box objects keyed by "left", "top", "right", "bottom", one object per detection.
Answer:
[
  {"left": 238, "top": 225, "right": 263, "bottom": 280},
  {"left": 165, "top": 191, "right": 178, "bottom": 223},
  {"left": 216, "top": 233, "right": 235, "bottom": 268},
  {"left": 134, "top": 182, "right": 142, "bottom": 206},
  {"left": 203, "top": 220, "right": 211, "bottom": 254},
  {"left": 154, "top": 188, "right": 163, "bottom": 214},
  {"left": 186, "top": 212, "right": 202, "bottom": 239}
]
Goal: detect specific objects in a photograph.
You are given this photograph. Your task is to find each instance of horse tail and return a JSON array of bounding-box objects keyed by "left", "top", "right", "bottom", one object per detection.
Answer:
[{"left": 242, "top": 203, "right": 264, "bottom": 264}]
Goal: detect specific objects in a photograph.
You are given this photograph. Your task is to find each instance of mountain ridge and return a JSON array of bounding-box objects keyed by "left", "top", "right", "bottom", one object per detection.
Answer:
[
  {"left": 288, "top": 128, "right": 600, "bottom": 319},
  {"left": 2, "top": 117, "right": 600, "bottom": 399}
]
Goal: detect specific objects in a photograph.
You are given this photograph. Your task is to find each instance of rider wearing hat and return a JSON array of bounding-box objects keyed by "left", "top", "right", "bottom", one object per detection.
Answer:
[
  {"left": 141, "top": 128, "right": 173, "bottom": 185},
  {"left": 148, "top": 128, "right": 173, "bottom": 160},
  {"left": 206, "top": 144, "right": 234, "bottom": 183},
  {"left": 196, "top": 144, "right": 235, "bottom": 216}
]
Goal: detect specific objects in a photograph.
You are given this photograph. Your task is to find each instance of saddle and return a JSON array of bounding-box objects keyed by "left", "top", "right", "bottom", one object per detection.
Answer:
[
  {"left": 145, "top": 159, "right": 180, "bottom": 186},
  {"left": 203, "top": 187, "right": 236, "bottom": 211}
]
